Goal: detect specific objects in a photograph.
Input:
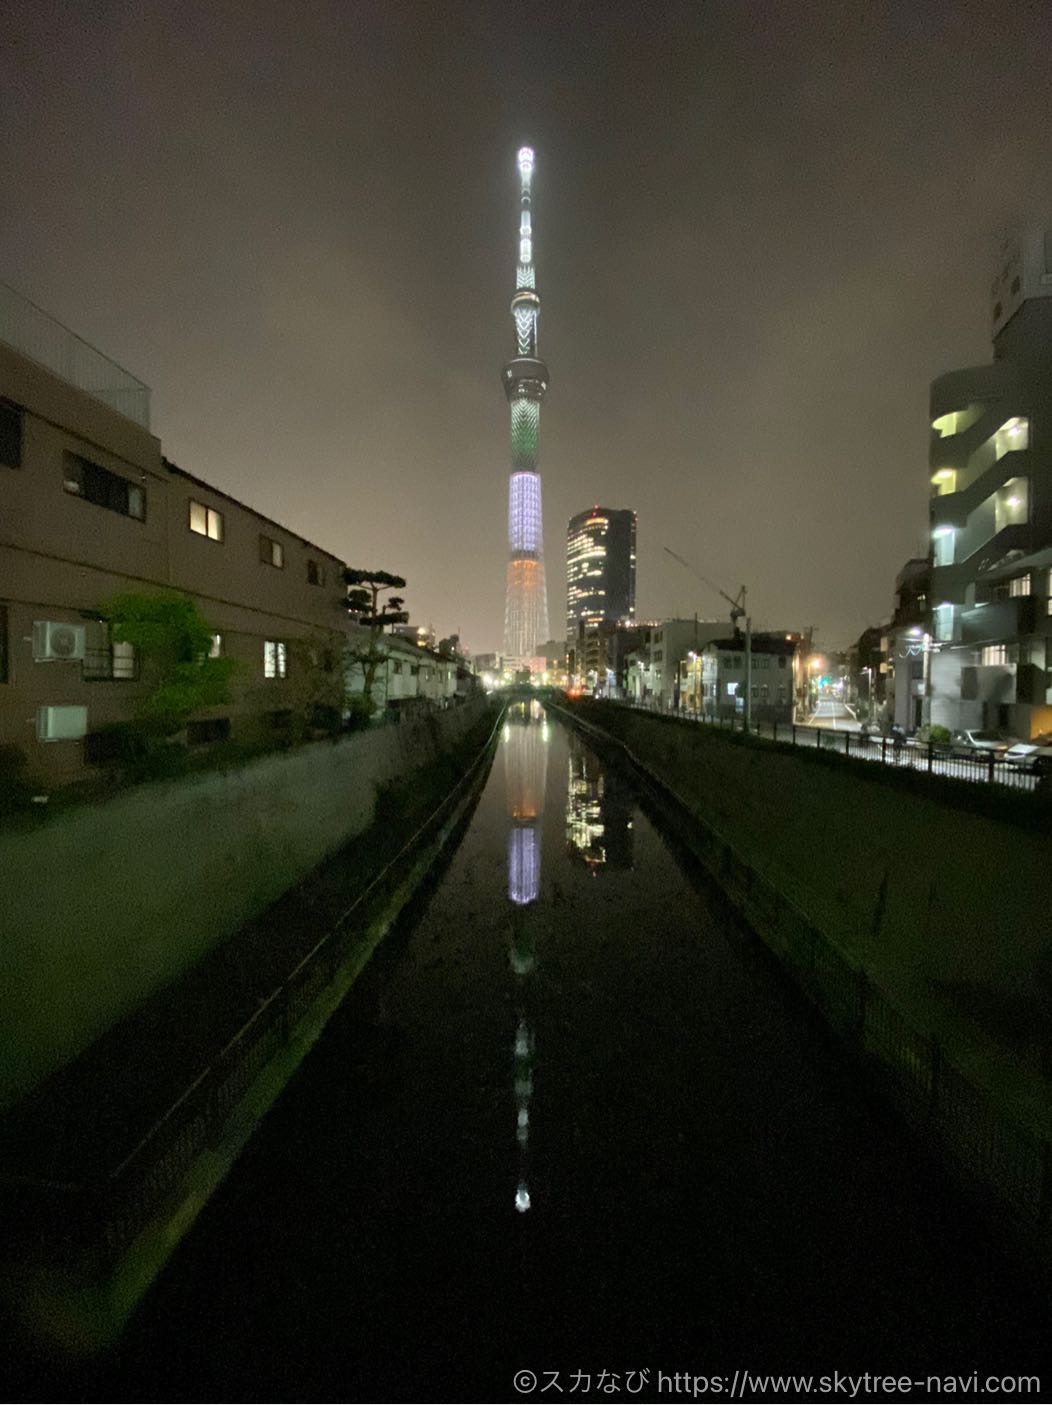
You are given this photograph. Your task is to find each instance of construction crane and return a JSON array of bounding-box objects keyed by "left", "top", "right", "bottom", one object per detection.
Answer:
[{"left": 663, "top": 546, "right": 753, "bottom": 730}]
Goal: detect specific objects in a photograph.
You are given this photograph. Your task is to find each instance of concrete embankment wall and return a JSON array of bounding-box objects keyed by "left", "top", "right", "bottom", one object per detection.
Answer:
[
  {"left": 564, "top": 701, "right": 1052, "bottom": 1252},
  {"left": 0, "top": 699, "right": 491, "bottom": 1109},
  {"left": 570, "top": 703, "right": 1052, "bottom": 1018}
]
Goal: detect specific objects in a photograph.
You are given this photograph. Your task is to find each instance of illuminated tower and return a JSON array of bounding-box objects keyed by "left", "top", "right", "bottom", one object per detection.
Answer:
[{"left": 501, "top": 146, "right": 550, "bottom": 664}]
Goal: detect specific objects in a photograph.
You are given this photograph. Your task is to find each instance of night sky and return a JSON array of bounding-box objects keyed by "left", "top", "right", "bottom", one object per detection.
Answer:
[{"left": 4, "top": 0, "right": 1052, "bottom": 653}]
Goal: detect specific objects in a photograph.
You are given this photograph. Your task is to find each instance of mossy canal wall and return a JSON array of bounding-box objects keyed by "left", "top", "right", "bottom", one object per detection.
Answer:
[{"left": 0, "top": 699, "right": 492, "bottom": 1109}]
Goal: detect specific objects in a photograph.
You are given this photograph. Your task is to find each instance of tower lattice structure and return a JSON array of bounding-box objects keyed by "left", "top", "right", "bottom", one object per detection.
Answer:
[{"left": 501, "top": 146, "right": 550, "bottom": 665}]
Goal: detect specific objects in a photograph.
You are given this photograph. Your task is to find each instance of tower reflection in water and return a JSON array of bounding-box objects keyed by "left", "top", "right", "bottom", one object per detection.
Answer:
[
  {"left": 503, "top": 698, "right": 549, "bottom": 1212},
  {"left": 565, "top": 731, "right": 634, "bottom": 871}
]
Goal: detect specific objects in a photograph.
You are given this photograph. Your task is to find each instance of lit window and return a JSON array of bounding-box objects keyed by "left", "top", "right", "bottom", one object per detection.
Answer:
[
  {"left": 994, "top": 477, "right": 1029, "bottom": 531},
  {"left": 259, "top": 534, "right": 284, "bottom": 568},
  {"left": 993, "top": 417, "right": 1029, "bottom": 458},
  {"left": 932, "top": 526, "right": 955, "bottom": 567},
  {"left": 981, "top": 644, "right": 1008, "bottom": 666},
  {"left": 113, "top": 641, "right": 136, "bottom": 679},
  {"left": 37, "top": 704, "right": 88, "bottom": 741},
  {"left": 264, "top": 640, "right": 287, "bottom": 678},
  {"left": 189, "top": 500, "right": 224, "bottom": 541},
  {"left": 209, "top": 634, "right": 222, "bottom": 659},
  {"left": 932, "top": 410, "right": 974, "bottom": 438},
  {"left": 1008, "top": 574, "right": 1031, "bottom": 598}
]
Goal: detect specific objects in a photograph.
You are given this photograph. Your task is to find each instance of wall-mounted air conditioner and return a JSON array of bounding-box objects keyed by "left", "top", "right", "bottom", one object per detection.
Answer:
[{"left": 32, "top": 621, "right": 86, "bottom": 661}]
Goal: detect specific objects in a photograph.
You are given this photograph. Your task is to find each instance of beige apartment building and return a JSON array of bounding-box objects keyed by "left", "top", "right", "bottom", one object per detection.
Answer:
[{"left": 0, "top": 286, "right": 349, "bottom": 785}]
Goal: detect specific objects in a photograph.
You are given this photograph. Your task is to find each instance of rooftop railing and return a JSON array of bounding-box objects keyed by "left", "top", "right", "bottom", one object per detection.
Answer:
[{"left": 0, "top": 281, "right": 150, "bottom": 429}]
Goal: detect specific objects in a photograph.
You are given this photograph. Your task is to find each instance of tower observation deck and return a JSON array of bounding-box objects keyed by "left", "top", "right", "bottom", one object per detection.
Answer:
[{"left": 501, "top": 146, "right": 550, "bottom": 665}]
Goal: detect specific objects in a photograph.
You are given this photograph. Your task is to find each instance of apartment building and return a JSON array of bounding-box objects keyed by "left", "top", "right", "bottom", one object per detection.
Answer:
[
  {"left": 0, "top": 285, "right": 349, "bottom": 785},
  {"left": 624, "top": 618, "right": 726, "bottom": 710},
  {"left": 927, "top": 228, "right": 1052, "bottom": 738}
]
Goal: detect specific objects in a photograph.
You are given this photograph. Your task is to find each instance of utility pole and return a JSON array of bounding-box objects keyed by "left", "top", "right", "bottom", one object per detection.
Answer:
[{"left": 664, "top": 547, "right": 752, "bottom": 731}]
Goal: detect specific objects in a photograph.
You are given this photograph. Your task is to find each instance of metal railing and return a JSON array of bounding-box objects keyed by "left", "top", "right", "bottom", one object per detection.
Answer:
[
  {"left": 558, "top": 702, "right": 1052, "bottom": 1255},
  {"left": 0, "top": 280, "right": 151, "bottom": 429},
  {"left": 622, "top": 701, "right": 1040, "bottom": 793}
]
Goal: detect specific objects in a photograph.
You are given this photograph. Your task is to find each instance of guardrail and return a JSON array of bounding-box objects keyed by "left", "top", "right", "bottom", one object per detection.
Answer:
[
  {"left": 557, "top": 701, "right": 1052, "bottom": 1260},
  {"left": 621, "top": 702, "right": 1039, "bottom": 792}
]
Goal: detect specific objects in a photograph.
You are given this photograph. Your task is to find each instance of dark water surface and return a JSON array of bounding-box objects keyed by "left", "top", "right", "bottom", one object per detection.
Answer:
[{"left": 63, "top": 706, "right": 1052, "bottom": 1399}]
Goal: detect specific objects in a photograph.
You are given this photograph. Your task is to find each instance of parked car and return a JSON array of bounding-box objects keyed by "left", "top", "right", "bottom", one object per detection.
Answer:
[
  {"left": 1004, "top": 733, "right": 1052, "bottom": 770},
  {"left": 949, "top": 729, "right": 1016, "bottom": 759}
]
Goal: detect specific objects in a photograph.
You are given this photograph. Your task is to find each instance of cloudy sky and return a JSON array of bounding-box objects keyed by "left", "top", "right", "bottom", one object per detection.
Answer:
[{"left": 4, "top": 0, "right": 1052, "bottom": 652}]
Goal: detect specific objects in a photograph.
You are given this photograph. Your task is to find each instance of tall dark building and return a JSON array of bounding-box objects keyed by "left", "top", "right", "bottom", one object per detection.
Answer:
[{"left": 565, "top": 507, "right": 637, "bottom": 639}]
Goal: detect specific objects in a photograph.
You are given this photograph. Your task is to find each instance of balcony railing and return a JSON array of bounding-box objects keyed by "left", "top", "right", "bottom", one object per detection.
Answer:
[{"left": 0, "top": 281, "right": 150, "bottom": 429}]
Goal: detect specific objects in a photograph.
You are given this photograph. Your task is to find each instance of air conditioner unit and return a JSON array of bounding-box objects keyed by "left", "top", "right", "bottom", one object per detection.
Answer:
[{"left": 33, "top": 620, "right": 86, "bottom": 661}]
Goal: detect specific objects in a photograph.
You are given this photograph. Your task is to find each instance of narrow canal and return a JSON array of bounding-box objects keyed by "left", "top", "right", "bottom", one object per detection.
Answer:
[{"left": 85, "top": 703, "right": 1047, "bottom": 1400}]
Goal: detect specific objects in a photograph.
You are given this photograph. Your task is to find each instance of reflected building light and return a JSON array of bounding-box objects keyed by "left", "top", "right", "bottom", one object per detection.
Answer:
[
  {"left": 565, "top": 734, "right": 634, "bottom": 870},
  {"left": 504, "top": 713, "right": 546, "bottom": 1221},
  {"left": 508, "top": 826, "right": 540, "bottom": 905}
]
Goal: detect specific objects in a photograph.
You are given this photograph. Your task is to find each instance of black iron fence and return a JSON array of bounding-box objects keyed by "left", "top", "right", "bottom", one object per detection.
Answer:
[{"left": 624, "top": 702, "right": 1040, "bottom": 792}]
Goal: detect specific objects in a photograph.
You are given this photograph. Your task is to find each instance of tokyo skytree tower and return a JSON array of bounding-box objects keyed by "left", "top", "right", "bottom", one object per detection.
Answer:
[{"left": 501, "top": 145, "right": 550, "bottom": 664}]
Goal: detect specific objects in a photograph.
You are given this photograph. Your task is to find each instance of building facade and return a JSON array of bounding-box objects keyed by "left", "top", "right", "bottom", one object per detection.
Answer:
[
  {"left": 502, "top": 147, "right": 550, "bottom": 665},
  {"left": 927, "top": 228, "right": 1052, "bottom": 739},
  {"left": 881, "top": 557, "right": 931, "bottom": 733},
  {"left": 565, "top": 506, "right": 637, "bottom": 640},
  {"left": 345, "top": 631, "right": 459, "bottom": 714},
  {"left": 0, "top": 285, "right": 354, "bottom": 785},
  {"left": 680, "top": 632, "right": 798, "bottom": 723},
  {"left": 623, "top": 618, "right": 726, "bottom": 710}
]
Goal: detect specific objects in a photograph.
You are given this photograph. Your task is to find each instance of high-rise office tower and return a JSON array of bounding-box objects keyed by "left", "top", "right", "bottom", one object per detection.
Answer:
[
  {"left": 501, "top": 147, "right": 550, "bottom": 664},
  {"left": 566, "top": 507, "right": 637, "bottom": 638}
]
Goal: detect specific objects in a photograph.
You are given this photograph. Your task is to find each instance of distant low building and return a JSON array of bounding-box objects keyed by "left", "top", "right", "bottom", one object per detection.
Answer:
[
  {"left": 346, "top": 631, "right": 459, "bottom": 715},
  {"left": 680, "top": 631, "right": 798, "bottom": 723},
  {"left": 624, "top": 618, "right": 725, "bottom": 710},
  {"left": 848, "top": 623, "right": 887, "bottom": 721}
]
